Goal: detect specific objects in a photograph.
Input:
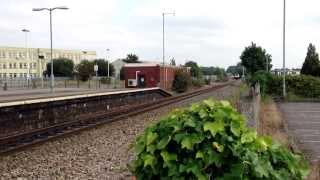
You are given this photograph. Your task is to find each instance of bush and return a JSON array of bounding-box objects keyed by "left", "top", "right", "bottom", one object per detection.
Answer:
[
  {"left": 172, "top": 70, "right": 191, "bottom": 93},
  {"left": 192, "top": 78, "right": 205, "bottom": 87},
  {"left": 248, "top": 70, "right": 273, "bottom": 96},
  {"left": 129, "top": 100, "right": 309, "bottom": 179},
  {"left": 100, "top": 77, "right": 111, "bottom": 84},
  {"left": 204, "top": 78, "right": 211, "bottom": 85}
]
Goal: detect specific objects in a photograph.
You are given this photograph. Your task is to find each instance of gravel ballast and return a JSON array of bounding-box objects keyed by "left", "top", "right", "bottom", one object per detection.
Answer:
[{"left": 0, "top": 85, "right": 245, "bottom": 179}]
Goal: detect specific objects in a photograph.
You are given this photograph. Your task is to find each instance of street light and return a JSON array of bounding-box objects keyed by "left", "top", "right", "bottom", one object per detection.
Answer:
[
  {"left": 162, "top": 11, "right": 175, "bottom": 89},
  {"left": 22, "top": 29, "right": 30, "bottom": 87},
  {"left": 283, "top": 0, "right": 286, "bottom": 97},
  {"left": 33, "top": 6, "right": 69, "bottom": 93},
  {"left": 106, "top": 49, "right": 110, "bottom": 78}
]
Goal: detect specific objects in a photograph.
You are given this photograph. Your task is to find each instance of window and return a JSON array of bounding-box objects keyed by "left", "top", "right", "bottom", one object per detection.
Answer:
[
  {"left": 29, "top": 63, "right": 33, "bottom": 69},
  {"left": 20, "top": 63, "right": 23, "bottom": 69},
  {"left": 3, "top": 63, "right": 6, "bottom": 69},
  {"left": 24, "top": 63, "right": 27, "bottom": 69},
  {"left": 13, "top": 63, "right": 16, "bottom": 69},
  {"left": 13, "top": 73, "right": 17, "bottom": 78},
  {"left": 9, "top": 63, "right": 12, "bottom": 69},
  {"left": 9, "top": 73, "right": 12, "bottom": 78}
]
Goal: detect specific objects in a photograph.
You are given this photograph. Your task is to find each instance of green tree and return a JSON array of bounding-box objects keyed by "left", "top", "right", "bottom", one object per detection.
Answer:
[
  {"left": 240, "top": 42, "right": 272, "bottom": 75},
  {"left": 172, "top": 69, "right": 191, "bottom": 93},
  {"left": 301, "top": 43, "right": 320, "bottom": 76},
  {"left": 123, "top": 53, "right": 140, "bottom": 63},
  {"left": 93, "top": 59, "right": 115, "bottom": 77},
  {"left": 185, "top": 61, "right": 201, "bottom": 78},
  {"left": 76, "top": 60, "right": 94, "bottom": 81},
  {"left": 226, "top": 62, "right": 243, "bottom": 77},
  {"left": 170, "top": 58, "right": 176, "bottom": 66},
  {"left": 46, "top": 58, "right": 74, "bottom": 77}
]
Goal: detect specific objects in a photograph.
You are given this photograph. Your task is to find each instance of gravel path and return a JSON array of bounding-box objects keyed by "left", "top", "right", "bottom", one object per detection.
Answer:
[{"left": 0, "top": 85, "right": 242, "bottom": 180}]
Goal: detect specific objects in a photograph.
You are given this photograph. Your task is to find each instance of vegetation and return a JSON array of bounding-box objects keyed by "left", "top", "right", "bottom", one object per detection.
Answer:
[
  {"left": 46, "top": 58, "right": 74, "bottom": 77},
  {"left": 301, "top": 43, "right": 320, "bottom": 76},
  {"left": 240, "top": 42, "right": 272, "bottom": 75},
  {"left": 75, "top": 60, "right": 94, "bottom": 81},
  {"left": 172, "top": 69, "right": 191, "bottom": 93},
  {"left": 170, "top": 58, "right": 176, "bottom": 66},
  {"left": 93, "top": 59, "right": 115, "bottom": 77},
  {"left": 226, "top": 63, "right": 244, "bottom": 77},
  {"left": 130, "top": 99, "right": 309, "bottom": 179},
  {"left": 123, "top": 53, "right": 141, "bottom": 63},
  {"left": 185, "top": 61, "right": 202, "bottom": 78}
]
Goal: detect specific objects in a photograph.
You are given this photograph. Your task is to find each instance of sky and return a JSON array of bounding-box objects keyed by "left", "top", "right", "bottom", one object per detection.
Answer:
[{"left": 1, "top": 0, "right": 320, "bottom": 69}]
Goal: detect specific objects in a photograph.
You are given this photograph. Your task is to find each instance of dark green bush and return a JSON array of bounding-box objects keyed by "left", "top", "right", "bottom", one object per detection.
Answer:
[
  {"left": 248, "top": 71, "right": 273, "bottom": 96},
  {"left": 129, "top": 100, "right": 309, "bottom": 179},
  {"left": 100, "top": 77, "right": 111, "bottom": 84},
  {"left": 192, "top": 78, "right": 205, "bottom": 87},
  {"left": 172, "top": 70, "right": 191, "bottom": 93}
]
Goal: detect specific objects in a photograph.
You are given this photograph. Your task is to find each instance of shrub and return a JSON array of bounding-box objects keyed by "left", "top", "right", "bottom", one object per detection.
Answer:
[
  {"left": 204, "top": 78, "right": 211, "bottom": 85},
  {"left": 249, "top": 70, "right": 273, "bottom": 96},
  {"left": 172, "top": 70, "right": 191, "bottom": 93},
  {"left": 129, "top": 100, "right": 309, "bottom": 179},
  {"left": 100, "top": 77, "right": 111, "bottom": 84},
  {"left": 192, "top": 78, "right": 205, "bottom": 87}
]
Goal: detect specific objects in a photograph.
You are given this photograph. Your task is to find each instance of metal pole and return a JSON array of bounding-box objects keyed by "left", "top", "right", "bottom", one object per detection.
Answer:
[
  {"left": 283, "top": 0, "right": 286, "bottom": 97},
  {"left": 107, "top": 61, "right": 110, "bottom": 77},
  {"left": 50, "top": 9, "right": 54, "bottom": 93},
  {"left": 25, "top": 31, "right": 30, "bottom": 88},
  {"left": 162, "top": 13, "right": 165, "bottom": 89}
]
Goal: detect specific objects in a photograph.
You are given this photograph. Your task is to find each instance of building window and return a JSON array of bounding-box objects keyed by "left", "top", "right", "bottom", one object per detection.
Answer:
[
  {"left": 20, "top": 63, "right": 23, "bottom": 69},
  {"left": 13, "top": 73, "right": 17, "bottom": 78},
  {"left": 9, "top": 73, "right": 12, "bottom": 78},
  {"left": 29, "top": 63, "right": 33, "bottom": 69},
  {"left": 13, "top": 63, "right": 16, "bottom": 69},
  {"left": 24, "top": 63, "right": 27, "bottom": 69},
  {"left": 3, "top": 63, "right": 6, "bottom": 69},
  {"left": 9, "top": 63, "right": 12, "bottom": 69}
]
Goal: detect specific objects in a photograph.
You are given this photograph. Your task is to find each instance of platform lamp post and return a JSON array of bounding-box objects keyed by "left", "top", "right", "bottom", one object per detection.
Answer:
[
  {"left": 22, "top": 29, "right": 30, "bottom": 88},
  {"left": 162, "top": 11, "right": 175, "bottom": 89},
  {"left": 32, "top": 6, "right": 69, "bottom": 93},
  {"left": 282, "top": 0, "right": 287, "bottom": 97}
]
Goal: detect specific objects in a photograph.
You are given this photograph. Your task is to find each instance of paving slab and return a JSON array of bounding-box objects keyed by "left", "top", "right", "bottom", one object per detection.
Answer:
[{"left": 278, "top": 102, "right": 320, "bottom": 160}]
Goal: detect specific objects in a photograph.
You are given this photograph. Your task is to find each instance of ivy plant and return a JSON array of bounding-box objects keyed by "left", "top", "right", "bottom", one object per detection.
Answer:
[{"left": 129, "top": 99, "right": 309, "bottom": 180}]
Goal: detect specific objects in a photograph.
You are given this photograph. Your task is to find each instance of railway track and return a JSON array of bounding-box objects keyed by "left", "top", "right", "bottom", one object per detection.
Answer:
[{"left": 0, "top": 83, "right": 233, "bottom": 155}]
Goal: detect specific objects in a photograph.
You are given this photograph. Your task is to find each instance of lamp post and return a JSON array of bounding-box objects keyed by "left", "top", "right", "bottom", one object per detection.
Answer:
[
  {"left": 162, "top": 11, "right": 175, "bottom": 89},
  {"left": 22, "top": 29, "right": 30, "bottom": 87},
  {"left": 283, "top": 0, "right": 286, "bottom": 97},
  {"left": 33, "top": 6, "right": 69, "bottom": 93},
  {"left": 106, "top": 49, "right": 110, "bottom": 78}
]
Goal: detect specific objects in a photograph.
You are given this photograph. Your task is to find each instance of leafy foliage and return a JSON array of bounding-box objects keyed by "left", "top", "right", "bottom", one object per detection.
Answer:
[
  {"left": 240, "top": 42, "right": 272, "bottom": 75},
  {"left": 248, "top": 70, "right": 273, "bottom": 96},
  {"left": 226, "top": 62, "right": 244, "bottom": 77},
  {"left": 130, "top": 100, "right": 309, "bottom": 179},
  {"left": 170, "top": 58, "right": 176, "bottom": 66},
  {"left": 185, "top": 61, "right": 202, "bottom": 78},
  {"left": 172, "top": 69, "right": 191, "bottom": 93},
  {"left": 46, "top": 58, "right": 74, "bottom": 77},
  {"left": 301, "top": 43, "right": 320, "bottom": 76},
  {"left": 93, "top": 59, "right": 115, "bottom": 77},
  {"left": 123, "top": 53, "right": 141, "bottom": 63},
  {"left": 75, "top": 60, "right": 94, "bottom": 81}
]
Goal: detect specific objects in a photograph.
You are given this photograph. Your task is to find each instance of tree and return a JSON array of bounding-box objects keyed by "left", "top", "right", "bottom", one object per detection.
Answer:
[
  {"left": 185, "top": 61, "right": 201, "bottom": 78},
  {"left": 301, "top": 43, "right": 320, "bottom": 76},
  {"left": 172, "top": 69, "right": 191, "bottom": 93},
  {"left": 240, "top": 42, "right": 272, "bottom": 75},
  {"left": 123, "top": 53, "right": 140, "bottom": 63},
  {"left": 46, "top": 58, "right": 74, "bottom": 77},
  {"left": 170, "top": 58, "right": 176, "bottom": 66},
  {"left": 226, "top": 62, "right": 243, "bottom": 77},
  {"left": 93, "top": 59, "right": 115, "bottom": 77},
  {"left": 75, "top": 60, "right": 94, "bottom": 81}
]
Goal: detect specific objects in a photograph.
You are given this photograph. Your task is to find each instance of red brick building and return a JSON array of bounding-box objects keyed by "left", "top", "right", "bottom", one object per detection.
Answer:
[{"left": 123, "top": 63, "right": 189, "bottom": 90}]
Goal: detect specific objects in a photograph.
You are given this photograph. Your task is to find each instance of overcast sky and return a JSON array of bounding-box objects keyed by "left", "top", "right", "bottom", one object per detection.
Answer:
[{"left": 1, "top": 0, "right": 320, "bottom": 68}]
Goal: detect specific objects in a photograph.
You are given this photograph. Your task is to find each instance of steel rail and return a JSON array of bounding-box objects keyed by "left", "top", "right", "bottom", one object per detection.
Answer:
[{"left": 0, "top": 82, "right": 232, "bottom": 155}]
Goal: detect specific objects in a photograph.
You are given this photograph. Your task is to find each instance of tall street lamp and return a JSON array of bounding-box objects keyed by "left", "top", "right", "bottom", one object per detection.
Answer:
[
  {"left": 33, "top": 6, "right": 69, "bottom": 93},
  {"left": 283, "top": 0, "right": 286, "bottom": 97},
  {"left": 162, "top": 11, "right": 175, "bottom": 89},
  {"left": 22, "top": 29, "right": 30, "bottom": 87},
  {"left": 106, "top": 49, "right": 110, "bottom": 78}
]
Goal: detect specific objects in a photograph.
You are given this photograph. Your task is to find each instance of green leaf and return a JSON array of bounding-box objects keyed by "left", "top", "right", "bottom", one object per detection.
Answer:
[
  {"left": 220, "top": 100, "right": 231, "bottom": 107},
  {"left": 230, "top": 120, "right": 241, "bottom": 137},
  {"left": 203, "top": 99, "right": 215, "bottom": 108},
  {"left": 203, "top": 120, "right": 225, "bottom": 136},
  {"left": 213, "top": 142, "right": 224, "bottom": 153},
  {"left": 241, "top": 131, "right": 257, "bottom": 144},
  {"left": 181, "top": 134, "right": 203, "bottom": 150},
  {"left": 146, "top": 131, "right": 158, "bottom": 145},
  {"left": 196, "top": 151, "right": 205, "bottom": 159},
  {"left": 143, "top": 154, "right": 156, "bottom": 168},
  {"left": 161, "top": 150, "right": 177, "bottom": 166},
  {"left": 157, "top": 136, "right": 171, "bottom": 150},
  {"left": 146, "top": 144, "right": 157, "bottom": 154},
  {"left": 184, "top": 117, "right": 196, "bottom": 128}
]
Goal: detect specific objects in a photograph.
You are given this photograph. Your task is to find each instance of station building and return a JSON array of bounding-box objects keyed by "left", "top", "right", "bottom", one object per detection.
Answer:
[
  {"left": 123, "top": 63, "right": 190, "bottom": 90},
  {"left": 0, "top": 46, "right": 96, "bottom": 79}
]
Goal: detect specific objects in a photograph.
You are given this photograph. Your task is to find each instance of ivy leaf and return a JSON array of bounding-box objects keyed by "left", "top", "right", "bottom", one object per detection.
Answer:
[
  {"left": 220, "top": 100, "right": 231, "bottom": 107},
  {"left": 203, "top": 99, "right": 215, "bottom": 108},
  {"left": 135, "top": 138, "right": 146, "bottom": 155},
  {"left": 184, "top": 117, "right": 196, "bottom": 128},
  {"left": 230, "top": 120, "right": 241, "bottom": 137},
  {"left": 157, "top": 136, "right": 171, "bottom": 150},
  {"left": 181, "top": 134, "right": 203, "bottom": 150},
  {"left": 146, "top": 144, "right": 157, "bottom": 154},
  {"left": 241, "top": 131, "right": 257, "bottom": 144},
  {"left": 146, "top": 131, "right": 158, "bottom": 145},
  {"left": 213, "top": 142, "right": 224, "bottom": 153},
  {"left": 196, "top": 151, "right": 205, "bottom": 159},
  {"left": 203, "top": 120, "right": 225, "bottom": 136},
  {"left": 199, "top": 109, "right": 208, "bottom": 119},
  {"left": 143, "top": 154, "right": 156, "bottom": 168},
  {"left": 161, "top": 150, "right": 177, "bottom": 166}
]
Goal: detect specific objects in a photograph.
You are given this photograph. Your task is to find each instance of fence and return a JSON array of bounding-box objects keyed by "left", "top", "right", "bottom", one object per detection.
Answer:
[{"left": 0, "top": 77, "right": 125, "bottom": 90}]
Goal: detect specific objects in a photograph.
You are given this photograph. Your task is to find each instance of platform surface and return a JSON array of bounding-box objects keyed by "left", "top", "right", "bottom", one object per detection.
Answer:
[{"left": 278, "top": 102, "right": 320, "bottom": 161}]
